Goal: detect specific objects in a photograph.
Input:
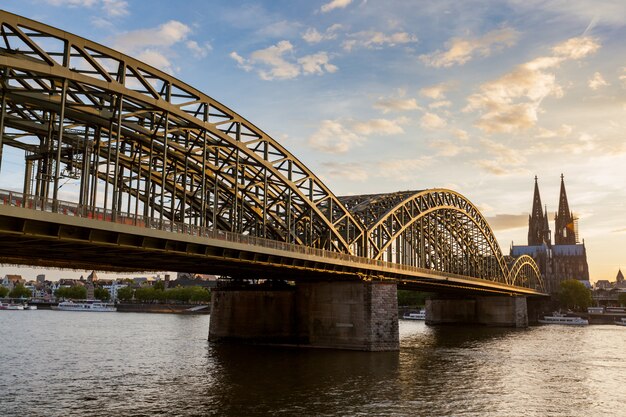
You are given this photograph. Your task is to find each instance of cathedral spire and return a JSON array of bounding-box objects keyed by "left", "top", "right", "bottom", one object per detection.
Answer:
[
  {"left": 528, "top": 176, "right": 546, "bottom": 245},
  {"left": 555, "top": 174, "right": 576, "bottom": 244}
]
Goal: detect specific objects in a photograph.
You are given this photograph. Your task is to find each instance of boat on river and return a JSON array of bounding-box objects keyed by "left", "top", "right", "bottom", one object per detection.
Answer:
[
  {"left": 538, "top": 312, "right": 588, "bottom": 326},
  {"left": 52, "top": 301, "right": 116, "bottom": 312},
  {"left": 0, "top": 302, "right": 25, "bottom": 310},
  {"left": 403, "top": 310, "right": 426, "bottom": 320},
  {"left": 614, "top": 318, "right": 626, "bottom": 326}
]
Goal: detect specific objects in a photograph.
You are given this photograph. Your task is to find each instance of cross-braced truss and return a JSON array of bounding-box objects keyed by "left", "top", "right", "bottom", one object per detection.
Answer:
[
  {"left": 0, "top": 11, "right": 543, "bottom": 292},
  {"left": 341, "top": 190, "right": 513, "bottom": 284}
]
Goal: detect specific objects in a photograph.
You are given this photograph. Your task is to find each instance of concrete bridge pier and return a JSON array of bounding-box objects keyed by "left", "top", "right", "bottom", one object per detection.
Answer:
[
  {"left": 209, "top": 280, "right": 399, "bottom": 351},
  {"left": 425, "top": 296, "right": 528, "bottom": 327}
]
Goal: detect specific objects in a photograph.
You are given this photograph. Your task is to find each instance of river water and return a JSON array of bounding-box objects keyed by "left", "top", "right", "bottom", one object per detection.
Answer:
[{"left": 1, "top": 310, "right": 624, "bottom": 416}]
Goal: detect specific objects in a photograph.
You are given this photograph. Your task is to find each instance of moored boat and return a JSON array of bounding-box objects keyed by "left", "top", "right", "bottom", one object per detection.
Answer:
[
  {"left": 52, "top": 301, "right": 116, "bottom": 312},
  {"left": 614, "top": 318, "right": 626, "bottom": 326},
  {"left": 538, "top": 312, "right": 588, "bottom": 325},
  {"left": 0, "top": 302, "right": 25, "bottom": 310},
  {"left": 403, "top": 309, "right": 426, "bottom": 320}
]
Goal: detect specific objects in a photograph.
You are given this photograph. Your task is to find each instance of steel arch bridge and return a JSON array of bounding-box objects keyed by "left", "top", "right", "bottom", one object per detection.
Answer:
[{"left": 0, "top": 11, "right": 544, "bottom": 294}]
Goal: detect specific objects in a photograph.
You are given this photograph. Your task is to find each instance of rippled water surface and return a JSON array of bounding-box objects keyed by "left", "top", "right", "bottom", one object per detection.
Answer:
[{"left": 1, "top": 311, "right": 625, "bottom": 416}]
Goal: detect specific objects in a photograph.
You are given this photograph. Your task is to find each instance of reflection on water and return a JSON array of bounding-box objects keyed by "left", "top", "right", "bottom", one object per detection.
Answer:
[{"left": 1, "top": 311, "right": 624, "bottom": 416}]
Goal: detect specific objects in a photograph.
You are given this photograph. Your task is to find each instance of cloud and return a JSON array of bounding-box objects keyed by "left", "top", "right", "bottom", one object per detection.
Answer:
[
  {"left": 320, "top": 0, "right": 353, "bottom": 13},
  {"left": 231, "top": 41, "right": 338, "bottom": 80},
  {"left": 428, "top": 100, "right": 452, "bottom": 109},
  {"left": 588, "top": 72, "right": 609, "bottom": 90},
  {"left": 374, "top": 90, "right": 421, "bottom": 113},
  {"left": 298, "top": 52, "right": 338, "bottom": 75},
  {"left": 308, "top": 120, "right": 364, "bottom": 153},
  {"left": 320, "top": 162, "right": 368, "bottom": 181},
  {"left": 308, "top": 117, "right": 409, "bottom": 153},
  {"left": 352, "top": 117, "right": 408, "bottom": 135},
  {"left": 342, "top": 31, "right": 417, "bottom": 51},
  {"left": 43, "top": 0, "right": 98, "bottom": 6},
  {"left": 485, "top": 213, "right": 529, "bottom": 231},
  {"left": 429, "top": 139, "right": 473, "bottom": 157},
  {"left": 464, "top": 36, "right": 600, "bottom": 134},
  {"left": 376, "top": 158, "right": 433, "bottom": 181},
  {"left": 420, "top": 83, "right": 450, "bottom": 100},
  {"left": 420, "top": 28, "right": 519, "bottom": 68},
  {"left": 302, "top": 24, "right": 342, "bottom": 44},
  {"left": 473, "top": 138, "right": 527, "bottom": 175},
  {"left": 101, "top": 0, "right": 129, "bottom": 16},
  {"left": 452, "top": 128, "right": 469, "bottom": 141},
  {"left": 110, "top": 21, "right": 208, "bottom": 73},
  {"left": 612, "top": 228, "right": 626, "bottom": 233},
  {"left": 420, "top": 112, "right": 447, "bottom": 129},
  {"left": 535, "top": 124, "right": 573, "bottom": 138}
]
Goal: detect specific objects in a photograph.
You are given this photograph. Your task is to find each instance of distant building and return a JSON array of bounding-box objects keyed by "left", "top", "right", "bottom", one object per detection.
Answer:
[
  {"left": 36, "top": 274, "right": 45, "bottom": 284},
  {"left": 511, "top": 175, "right": 590, "bottom": 293},
  {"left": 2, "top": 274, "right": 25, "bottom": 290}
]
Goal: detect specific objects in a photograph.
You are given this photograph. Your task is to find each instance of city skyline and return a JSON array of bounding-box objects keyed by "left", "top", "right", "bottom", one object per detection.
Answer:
[{"left": 0, "top": 0, "right": 625, "bottom": 281}]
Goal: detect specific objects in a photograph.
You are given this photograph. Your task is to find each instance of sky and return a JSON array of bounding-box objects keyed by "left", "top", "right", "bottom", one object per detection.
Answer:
[{"left": 1, "top": 0, "right": 625, "bottom": 282}]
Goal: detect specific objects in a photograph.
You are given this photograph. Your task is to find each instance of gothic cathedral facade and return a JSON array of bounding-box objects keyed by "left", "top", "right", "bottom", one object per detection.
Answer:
[{"left": 511, "top": 175, "right": 590, "bottom": 293}]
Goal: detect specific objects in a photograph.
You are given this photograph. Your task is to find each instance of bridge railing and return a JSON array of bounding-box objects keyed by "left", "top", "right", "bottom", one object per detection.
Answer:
[{"left": 0, "top": 189, "right": 542, "bottom": 292}]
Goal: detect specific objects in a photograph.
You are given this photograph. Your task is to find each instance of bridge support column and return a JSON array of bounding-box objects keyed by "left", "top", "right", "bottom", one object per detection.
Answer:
[
  {"left": 426, "top": 296, "right": 528, "bottom": 327},
  {"left": 209, "top": 281, "right": 399, "bottom": 351}
]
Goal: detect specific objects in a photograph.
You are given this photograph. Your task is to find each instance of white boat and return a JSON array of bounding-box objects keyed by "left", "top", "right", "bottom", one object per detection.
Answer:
[
  {"left": 538, "top": 312, "right": 588, "bottom": 325},
  {"left": 24, "top": 304, "right": 37, "bottom": 310},
  {"left": 0, "top": 302, "right": 25, "bottom": 310},
  {"left": 53, "top": 301, "right": 116, "bottom": 312},
  {"left": 403, "top": 309, "right": 426, "bottom": 320},
  {"left": 614, "top": 318, "right": 626, "bottom": 326}
]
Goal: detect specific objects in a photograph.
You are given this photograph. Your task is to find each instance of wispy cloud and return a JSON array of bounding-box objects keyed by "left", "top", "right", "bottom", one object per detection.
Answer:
[
  {"left": 44, "top": 0, "right": 129, "bottom": 17},
  {"left": 420, "top": 28, "right": 519, "bottom": 68},
  {"left": 420, "top": 83, "right": 451, "bottom": 100},
  {"left": 485, "top": 213, "right": 529, "bottom": 231},
  {"left": 320, "top": 161, "right": 369, "bottom": 181},
  {"left": 535, "top": 124, "right": 573, "bottom": 138},
  {"left": 373, "top": 89, "right": 421, "bottom": 113},
  {"left": 473, "top": 138, "right": 527, "bottom": 175},
  {"left": 376, "top": 158, "right": 433, "bottom": 181},
  {"left": 342, "top": 31, "right": 417, "bottom": 51},
  {"left": 464, "top": 36, "right": 601, "bottom": 134},
  {"left": 588, "top": 71, "right": 609, "bottom": 90},
  {"left": 302, "top": 24, "right": 343, "bottom": 44},
  {"left": 420, "top": 112, "right": 447, "bottom": 129},
  {"left": 231, "top": 41, "right": 337, "bottom": 80},
  {"left": 320, "top": 0, "right": 353, "bottom": 13},
  {"left": 429, "top": 139, "right": 473, "bottom": 157},
  {"left": 110, "top": 20, "right": 209, "bottom": 73},
  {"left": 308, "top": 120, "right": 364, "bottom": 153},
  {"left": 308, "top": 117, "right": 409, "bottom": 153}
]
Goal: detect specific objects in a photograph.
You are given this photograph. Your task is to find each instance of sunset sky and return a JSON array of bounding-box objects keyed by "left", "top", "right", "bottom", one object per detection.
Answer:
[{"left": 1, "top": 0, "right": 625, "bottom": 282}]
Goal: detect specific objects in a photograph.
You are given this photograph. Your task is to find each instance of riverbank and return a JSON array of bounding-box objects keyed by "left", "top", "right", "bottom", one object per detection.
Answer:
[{"left": 116, "top": 303, "right": 210, "bottom": 314}]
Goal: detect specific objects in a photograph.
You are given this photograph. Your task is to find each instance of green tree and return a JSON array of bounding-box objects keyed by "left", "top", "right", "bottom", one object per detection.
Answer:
[
  {"left": 153, "top": 280, "right": 165, "bottom": 291},
  {"left": 55, "top": 286, "right": 87, "bottom": 300},
  {"left": 9, "top": 284, "right": 32, "bottom": 299},
  {"left": 94, "top": 287, "right": 110, "bottom": 301},
  {"left": 117, "top": 286, "right": 134, "bottom": 301},
  {"left": 559, "top": 279, "right": 592, "bottom": 311},
  {"left": 0, "top": 286, "right": 9, "bottom": 298},
  {"left": 618, "top": 292, "right": 626, "bottom": 307},
  {"left": 397, "top": 290, "right": 430, "bottom": 307}
]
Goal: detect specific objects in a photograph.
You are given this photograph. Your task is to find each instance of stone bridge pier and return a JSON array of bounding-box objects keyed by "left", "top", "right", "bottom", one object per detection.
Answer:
[
  {"left": 209, "top": 280, "right": 400, "bottom": 351},
  {"left": 425, "top": 296, "right": 528, "bottom": 327}
]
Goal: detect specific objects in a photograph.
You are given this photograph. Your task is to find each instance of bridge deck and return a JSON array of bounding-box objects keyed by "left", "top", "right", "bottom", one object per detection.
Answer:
[{"left": 0, "top": 190, "right": 545, "bottom": 296}]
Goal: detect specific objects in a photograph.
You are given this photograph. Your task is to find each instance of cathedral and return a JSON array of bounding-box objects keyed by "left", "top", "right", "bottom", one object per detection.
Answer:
[{"left": 510, "top": 175, "right": 590, "bottom": 293}]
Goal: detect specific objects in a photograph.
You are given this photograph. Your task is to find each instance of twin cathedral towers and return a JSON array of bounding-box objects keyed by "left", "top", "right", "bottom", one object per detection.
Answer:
[{"left": 511, "top": 175, "right": 590, "bottom": 293}]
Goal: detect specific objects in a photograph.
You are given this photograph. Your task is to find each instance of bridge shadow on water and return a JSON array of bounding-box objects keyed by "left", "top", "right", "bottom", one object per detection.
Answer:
[{"left": 169, "top": 323, "right": 525, "bottom": 417}]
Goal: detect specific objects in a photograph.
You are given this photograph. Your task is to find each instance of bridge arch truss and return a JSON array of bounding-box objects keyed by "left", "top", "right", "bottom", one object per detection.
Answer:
[
  {"left": 0, "top": 11, "right": 364, "bottom": 255},
  {"left": 0, "top": 11, "right": 545, "bottom": 294}
]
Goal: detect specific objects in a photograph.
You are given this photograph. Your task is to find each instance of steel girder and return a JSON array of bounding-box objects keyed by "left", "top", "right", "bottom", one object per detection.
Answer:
[
  {"left": 0, "top": 10, "right": 365, "bottom": 254},
  {"left": 508, "top": 255, "right": 544, "bottom": 290},
  {"left": 341, "top": 190, "right": 515, "bottom": 285}
]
